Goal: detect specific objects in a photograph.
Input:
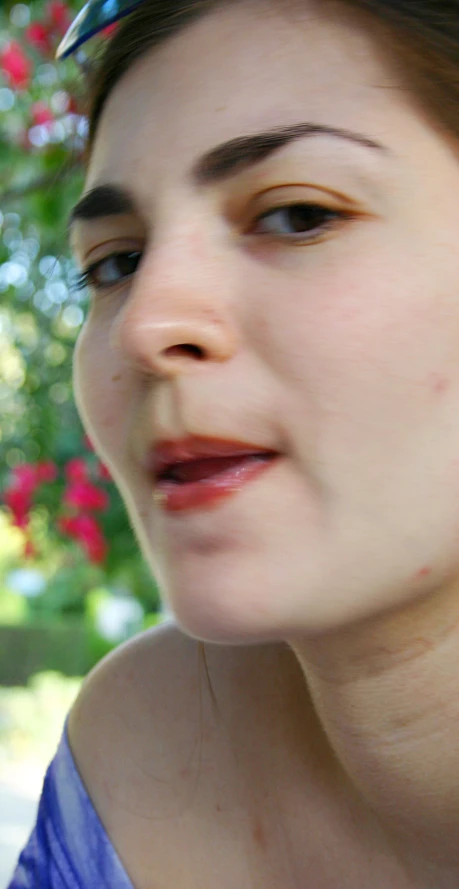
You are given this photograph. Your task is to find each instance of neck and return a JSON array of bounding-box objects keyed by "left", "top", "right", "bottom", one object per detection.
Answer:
[{"left": 291, "top": 584, "right": 459, "bottom": 884}]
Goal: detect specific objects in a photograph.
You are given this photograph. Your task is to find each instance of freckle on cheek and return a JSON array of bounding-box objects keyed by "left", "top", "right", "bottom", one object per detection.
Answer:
[
  {"left": 252, "top": 818, "right": 267, "bottom": 850},
  {"left": 414, "top": 566, "right": 432, "bottom": 581},
  {"left": 112, "top": 374, "right": 122, "bottom": 382},
  {"left": 431, "top": 373, "right": 450, "bottom": 395}
]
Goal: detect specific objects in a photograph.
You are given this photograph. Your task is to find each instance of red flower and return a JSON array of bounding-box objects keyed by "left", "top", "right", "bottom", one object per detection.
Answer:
[
  {"left": 46, "top": 1, "right": 71, "bottom": 36},
  {"left": 98, "top": 462, "right": 112, "bottom": 481},
  {"left": 58, "top": 513, "right": 93, "bottom": 539},
  {"left": 4, "top": 488, "right": 32, "bottom": 527},
  {"left": 2, "top": 461, "right": 57, "bottom": 529},
  {"left": 64, "top": 480, "right": 109, "bottom": 512},
  {"left": 36, "top": 460, "right": 58, "bottom": 483},
  {"left": 24, "top": 539, "right": 37, "bottom": 559},
  {"left": 65, "top": 457, "right": 89, "bottom": 483},
  {"left": 13, "top": 514, "right": 30, "bottom": 530},
  {"left": 0, "top": 42, "right": 32, "bottom": 90},
  {"left": 67, "top": 96, "right": 80, "bottom": 115},
  {"left": 102, "top": 23, "right": 118, "bottom": 38},
  {"left": 31, "top": 101, "right": 54, "bottom": 127},
  {"left": 59, "top": 513, "right": 107, "bottom": 564},
  {"left": 84, "top": 533, "right": 107, "bottom": 564},
  {"left": 58, "top": 515, "right": 74, "bottom": 535},
  {"left": 25, "top": 22, "right": 53, "bottom": 55}
]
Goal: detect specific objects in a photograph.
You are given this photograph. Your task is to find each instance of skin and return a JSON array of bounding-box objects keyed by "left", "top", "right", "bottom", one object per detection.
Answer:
[{"left": 70, "top": 1, "right": 459, "bottom": 884}]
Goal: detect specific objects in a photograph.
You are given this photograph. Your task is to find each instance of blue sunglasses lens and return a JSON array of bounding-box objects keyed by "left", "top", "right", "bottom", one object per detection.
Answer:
[{"left": 56, "top": 0, "right": 145, "bottom": 58}]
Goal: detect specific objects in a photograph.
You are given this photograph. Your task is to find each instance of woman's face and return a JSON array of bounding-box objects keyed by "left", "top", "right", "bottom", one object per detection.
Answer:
[{"left": 72, "top": 1, "right": 459, "bottom": 643}]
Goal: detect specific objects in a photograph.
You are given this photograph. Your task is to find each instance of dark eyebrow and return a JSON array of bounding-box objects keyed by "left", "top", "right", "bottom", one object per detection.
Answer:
[
  {"left": 68, "top": 122, "right": 387, "bottom": 231},
  {"left": 67, "top": 183, "right": 137, "bottom": 232},
  {"left": 192, "top": 122, "right": 387, "bottom": 186}
]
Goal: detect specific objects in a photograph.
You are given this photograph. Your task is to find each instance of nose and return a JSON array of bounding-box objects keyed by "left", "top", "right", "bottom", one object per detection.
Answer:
[{"left": 111, "top": 228, "right": 238, "bottom": 378}]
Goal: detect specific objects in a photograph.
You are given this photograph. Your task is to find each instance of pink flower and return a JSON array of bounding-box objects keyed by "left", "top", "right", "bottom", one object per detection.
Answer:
[
  {"left": 0, "top": 42, "right": 32, "bottom": 90},
  {"left": 11, "top": 464, "right": 39, "bottom": 494},
  {"left": 31, "top": 101, "right": 54, "bottom": 127},
  {"left": 64, "top": 480, "right": 109, "bottom": 512},
  {"left": 65, "top": 457, "right": 89, "bottom": 483},
  {"left": 25, "top": 22, "right": 53, "bottom": 55}
]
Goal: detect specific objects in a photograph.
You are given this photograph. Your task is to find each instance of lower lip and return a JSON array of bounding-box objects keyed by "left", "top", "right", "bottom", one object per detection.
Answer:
[{"left": 154, "top": 454, "right": 278, "bottom": 513}]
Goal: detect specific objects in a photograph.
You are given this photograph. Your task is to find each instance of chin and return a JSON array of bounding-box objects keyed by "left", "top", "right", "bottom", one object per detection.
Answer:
[
  {"left": 166, "top": 596, "right": 281, "bottom": 645},
  {"left": 153, "top": 557, "right": 327, "bottom": 646},
  {"left": 155, "top": 557, "right": 288, "bottom": 645},
  {"left": 154, "top": 554, "right": 420, "bottom": 647}
]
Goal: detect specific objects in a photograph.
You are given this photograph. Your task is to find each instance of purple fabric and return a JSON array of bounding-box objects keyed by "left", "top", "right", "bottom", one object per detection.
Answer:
[{"left": 7, "top": 725, "right": 134, "bottom": 889}]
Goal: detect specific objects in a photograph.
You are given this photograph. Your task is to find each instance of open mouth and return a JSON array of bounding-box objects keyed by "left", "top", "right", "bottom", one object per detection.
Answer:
[
  {"left": 153, "top": 449, "right": 279, "bottom": 512},
  {"left": 157, "top": 453, "right": 273, "bottom": 485}
]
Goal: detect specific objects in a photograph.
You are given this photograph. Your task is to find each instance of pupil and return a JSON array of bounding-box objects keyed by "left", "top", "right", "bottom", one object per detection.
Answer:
[
  {"left": 289, "top": 205, "right": 326, "bottom": 232},
  {"left": 102, "top": 253, "right": 137, "bottom": 283},
  {"left": 119, "top": 253, "right": 136, "bottom": 274}
]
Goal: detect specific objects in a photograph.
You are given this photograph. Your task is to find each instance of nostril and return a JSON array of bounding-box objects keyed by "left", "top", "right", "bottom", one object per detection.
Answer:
[{"left": 164, "top": 344, "right": 205, "bottom": 360}]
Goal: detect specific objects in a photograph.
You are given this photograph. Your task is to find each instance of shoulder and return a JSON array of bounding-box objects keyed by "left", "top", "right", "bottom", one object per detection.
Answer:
[
  {"left": 69, "top": 618, "right": 201, "bottom": 738},
  {"left": 67, "top": 621, "right": 203, "bottom": 805},
  {"left": 67, "top": 621, "right": 302, "bottom": 812},
  {"left": 67, "top": 622, "right": 245, "bottom": 811},
  {"left": 66, "top": 624, "right": 311, "bottom": 884},
  {"left": 66, "top": 622, "right": 226, "bottom": 882}
]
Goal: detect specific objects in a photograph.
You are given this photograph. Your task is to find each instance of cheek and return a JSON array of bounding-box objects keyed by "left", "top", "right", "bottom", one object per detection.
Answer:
[
  {"left": 244, "top": 247, "right": 459, "bottom": 505},
  {"left": 73, "top": 322, "right": 131, "bottom": 459},
  {"left": 248, "top": 245, "right": 459, "bottom": 413}
]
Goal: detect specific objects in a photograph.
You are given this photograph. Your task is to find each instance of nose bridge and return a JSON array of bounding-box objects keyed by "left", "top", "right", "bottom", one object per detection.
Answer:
[{"left": 112, "top": 218, "right": 238, "bottom": 374}]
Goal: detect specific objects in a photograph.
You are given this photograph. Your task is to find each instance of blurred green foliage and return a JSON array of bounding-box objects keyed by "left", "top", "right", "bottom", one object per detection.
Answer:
[{"left": 0, "top": 1, "right": 161, "bottom": 637}]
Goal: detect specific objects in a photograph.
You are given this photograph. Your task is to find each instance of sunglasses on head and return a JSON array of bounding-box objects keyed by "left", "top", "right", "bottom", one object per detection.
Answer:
[{"left": 56, "top": 0, "right": 145, "bottom": 58}]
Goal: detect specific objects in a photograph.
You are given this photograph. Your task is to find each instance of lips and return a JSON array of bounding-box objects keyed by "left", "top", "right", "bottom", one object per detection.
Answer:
[{"left": 148, "top": 437, "right": 279, "bottom": 512}]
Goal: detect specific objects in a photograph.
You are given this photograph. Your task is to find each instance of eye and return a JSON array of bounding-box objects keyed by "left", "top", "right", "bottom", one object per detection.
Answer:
[
  {"left": 76, "top": 251, "right": 142, "bottom": 293},
  {"left": 250, "top": 203, "right": 348, "bottom": 241}
]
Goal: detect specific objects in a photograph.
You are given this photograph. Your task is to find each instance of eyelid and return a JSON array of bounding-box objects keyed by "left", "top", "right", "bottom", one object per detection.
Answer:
[
  {"left": 76, "top": 236, "right": 144, "bottom": 268},
  {"left": 253, "top": 183, "right": 360, "bottom": 210},
  {"left": 233, "top": 183, "right": 361, "bottom": 230}
]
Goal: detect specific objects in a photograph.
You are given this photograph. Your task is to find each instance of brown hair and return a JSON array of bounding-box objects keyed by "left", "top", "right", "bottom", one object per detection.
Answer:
[{"left": 86, "top": 0, "right": 459, "bottom": 152}]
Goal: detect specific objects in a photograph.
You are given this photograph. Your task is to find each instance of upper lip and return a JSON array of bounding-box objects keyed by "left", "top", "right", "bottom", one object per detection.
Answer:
[{"left": 147, "top": 436, "right": 279, "bottom": 480}]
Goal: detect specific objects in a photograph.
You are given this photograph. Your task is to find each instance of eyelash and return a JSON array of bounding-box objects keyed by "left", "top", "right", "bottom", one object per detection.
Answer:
[
  {"left": 74, "top": 251, "right": 141, "bottom": 293},
  {"left": 74, "top": 201, "right": 351, "bottom": 294}
]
